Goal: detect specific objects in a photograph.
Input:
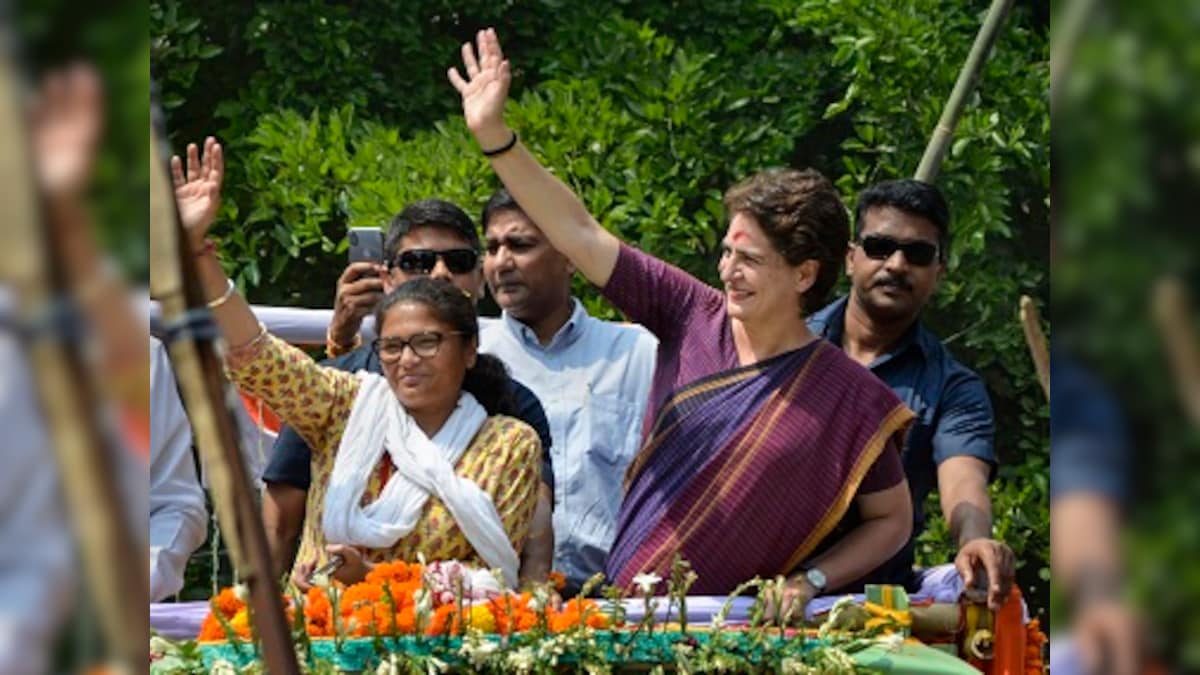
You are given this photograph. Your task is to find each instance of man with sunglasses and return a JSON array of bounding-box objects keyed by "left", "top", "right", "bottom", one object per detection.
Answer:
[
  {"left": 262, "top": 198, "right": 558, "bottom": 588},
  {"left": 807, "top": 179, "right": 1015, "bottom": 610}
]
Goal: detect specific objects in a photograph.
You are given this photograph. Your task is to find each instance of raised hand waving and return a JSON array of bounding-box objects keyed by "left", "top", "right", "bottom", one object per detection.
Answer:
[
  {"left": 170, "top": 136, "right": 223, "bottom": 242},
  {"left": 447, "top": 28, "right": 514, "bottom": 150}
]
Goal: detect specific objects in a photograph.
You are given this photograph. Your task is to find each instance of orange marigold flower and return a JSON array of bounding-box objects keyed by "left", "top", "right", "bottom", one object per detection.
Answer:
[
  {"left": 303, "top": 587, "right": 333, "bottom": 636},
  {"left": 212, "top": 587, "right": 244, "bottom": 618},
  {"left": 586, "top": 612, "right": 612, "bottom": 629},
  {"left": 1024, "top": 619, "right": 1047, "bottom": 675},
  {"left": 547, "top": 571, "right": 566, "bottom": 591},
  {"left": 339, "top": 582, "right": 384, "bottom": 616},
  {"left": 394, "top": 606, "right": 417, "bottom": 635},
  {"left": 197, "top": 614, "right": 226, "bottom": 642},
  {"left": 349, "top": 605, "right": 381, "bottom": 637},
  {"left": 426, "top": 605, "right": 461, "bottom": 636},
  {"left": 548, "top": 612, "right": 576, "bottom": 633},
  {"left": 561, "top": 599, "right": 596, "bottom": 614},
  {"left": 386, "top": 580, "right": 420, "bottom": 609},
  {"left": 488, "top": 594, "right": 537, "bottom": 635},
  {"left": 366, "top": 560, "right": 421, "bottom": 586},
  {"left": 304, "top": 587, "right": 332, "bottom": 618}
]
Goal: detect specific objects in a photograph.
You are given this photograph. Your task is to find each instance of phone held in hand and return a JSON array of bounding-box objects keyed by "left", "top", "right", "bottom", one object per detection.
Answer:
[{"left": 348, "top": 227, "right": 385, "bottom": 265}]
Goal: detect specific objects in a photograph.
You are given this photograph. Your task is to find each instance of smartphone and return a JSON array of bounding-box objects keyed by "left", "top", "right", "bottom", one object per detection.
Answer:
[
  {"left": 348, "top": 227, "right": 385, "bottom": 264},
  {"left": 308, "top": 554, "right": 345, "bottom": 586}
]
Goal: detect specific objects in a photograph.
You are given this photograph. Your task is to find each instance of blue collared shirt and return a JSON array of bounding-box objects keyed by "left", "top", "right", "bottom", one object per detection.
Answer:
[
  {"left": 1049, "top": 348, "right": 1129, "bottom": 505},
  {"left": 480, "top": 299, "right": 657, "bottom": 592},
  {"left": 808, "top": 296, "right": 996, "bottom": 580}
]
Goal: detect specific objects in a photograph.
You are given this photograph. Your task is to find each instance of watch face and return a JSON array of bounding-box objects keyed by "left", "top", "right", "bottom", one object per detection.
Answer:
[{"left": 807, "top": 568, "right": 827, "bottom": 591}]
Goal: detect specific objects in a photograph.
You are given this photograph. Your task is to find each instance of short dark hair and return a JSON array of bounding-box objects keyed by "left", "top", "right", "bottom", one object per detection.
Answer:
[
  {"left": 384, "top": 198, "right": 479, "bottom": 261},
  {"left": 723, "top": 167, "right": 850, "bottom": 315},
  {"left": 480, "top": 188, "right": 523, "bottom": 230},
  {"left": 374, "top": 277, "right": 515, "bottom": 416},
  {"left": 854, "top": 179, "right": 950, "bottom": 259}
]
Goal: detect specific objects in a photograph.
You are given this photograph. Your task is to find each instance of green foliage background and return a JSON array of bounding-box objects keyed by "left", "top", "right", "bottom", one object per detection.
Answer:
[
  {"left": 152, "top": 0, "right": 1049, "bottom": 616},
  {"left": 1053, "top": 1, "right": 1200, "bottom": 662}
]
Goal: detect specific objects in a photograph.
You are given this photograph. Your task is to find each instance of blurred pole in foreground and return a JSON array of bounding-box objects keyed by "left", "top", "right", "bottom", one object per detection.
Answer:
[
  {"left": 1153, "top": 278, "right": 1200, "bottom": 427},
  {"left": 0, "top": 36, "right": 146, "bottom": 673},
  {"left": 1049, "top": 0, "right": 1099, "bottom": 114},
  {"left": 148, "top": 106, "right": 299, "bottom": 673}
]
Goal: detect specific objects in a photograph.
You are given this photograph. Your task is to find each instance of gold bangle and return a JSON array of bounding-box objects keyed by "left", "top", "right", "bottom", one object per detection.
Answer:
[
  {"left": 207, "top": 278, "right": 236, "bottom": 310},
  {"left": 325, "top": 327, "right": 362, "bottom": 359}
]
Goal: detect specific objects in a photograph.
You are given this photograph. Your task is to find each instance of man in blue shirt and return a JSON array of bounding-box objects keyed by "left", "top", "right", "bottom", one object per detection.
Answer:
[
  {"left": 261, "top": 198, "right": 557, "bottom": 588},
  {"left": 807, "top": 179, "right": 1015, "bottom": 608},
  {"left": 1049, "top": 350, "right": 1140, "bottom": 674},
  {"left": 478, "top": 189, "right": 657, "bottom": 596}
]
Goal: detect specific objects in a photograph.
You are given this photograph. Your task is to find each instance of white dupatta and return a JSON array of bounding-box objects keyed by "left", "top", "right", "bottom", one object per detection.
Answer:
[{"left": 322, "top": 372, "right": 519, "bottom": 586}]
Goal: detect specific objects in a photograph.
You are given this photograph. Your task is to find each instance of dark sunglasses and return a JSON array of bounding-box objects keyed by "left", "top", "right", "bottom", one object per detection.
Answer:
[
  {"left": 393, "top": 248, "right": 479, "bottom": 275},
  {"left": 858, "top": 235, "right": 940, "bottom": 267}
]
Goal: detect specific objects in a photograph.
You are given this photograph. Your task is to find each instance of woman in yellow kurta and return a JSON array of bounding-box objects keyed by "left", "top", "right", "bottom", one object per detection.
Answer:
[{"left": 195, "top": 223, "right": 539, "bottom": 586}]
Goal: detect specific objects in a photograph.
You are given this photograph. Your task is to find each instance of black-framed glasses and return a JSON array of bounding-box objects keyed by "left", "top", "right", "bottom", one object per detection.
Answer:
[
  {"left": 392, "top": 248, "right": 479, "bottom": 275},
  {"left": 373, "top": 331, "right": 466, "bottom": 361},
  {"left": 858, "top": 235, "right": 939, "bottom": 267}
]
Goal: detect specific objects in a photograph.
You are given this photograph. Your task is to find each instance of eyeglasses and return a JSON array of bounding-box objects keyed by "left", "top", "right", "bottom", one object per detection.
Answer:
[
  {"left": 393, "top": 248, "right": 479, "bottom": 275},
  {"left": 373, "top": 331, "right": 465, "bottom": 361},
  {"left": 858, "top": 235, "right": 940, "bottom": 267}
]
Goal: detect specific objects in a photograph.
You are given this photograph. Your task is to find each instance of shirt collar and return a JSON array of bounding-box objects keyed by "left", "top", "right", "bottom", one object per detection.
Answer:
[
  {"left": 811, "top": 295, "right": 931, "bottom": 368},
  {"left": 501, "top": 298, "right": 586, "bottom": 351}
]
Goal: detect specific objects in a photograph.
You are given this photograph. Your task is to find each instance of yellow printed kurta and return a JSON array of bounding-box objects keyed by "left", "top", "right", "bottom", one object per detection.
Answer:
[{"left": 225, "top": 333, "right": 540, "bottom": 574}]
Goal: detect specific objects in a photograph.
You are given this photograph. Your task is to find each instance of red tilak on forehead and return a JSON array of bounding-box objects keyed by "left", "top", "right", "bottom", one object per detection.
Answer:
[{"left": 731, "top": 227, "right": 748, "bottom": 243}]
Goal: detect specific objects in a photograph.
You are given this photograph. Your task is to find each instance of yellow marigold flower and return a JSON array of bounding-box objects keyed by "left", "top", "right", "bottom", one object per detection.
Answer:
[
  {"left": 468, "top": 604, "right": 496, "bottom": 633},
  {"left": 229, "top": 608, "right": 252, "bottom": 638}
]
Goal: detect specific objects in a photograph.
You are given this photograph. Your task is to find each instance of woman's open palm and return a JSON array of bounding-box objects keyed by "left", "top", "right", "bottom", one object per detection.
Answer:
[
  {"left": 447, "top": 28, "right": 511, "bottom": 137},
  {"left": 170, "top": 136, "right": 223, "bottom": 241}
]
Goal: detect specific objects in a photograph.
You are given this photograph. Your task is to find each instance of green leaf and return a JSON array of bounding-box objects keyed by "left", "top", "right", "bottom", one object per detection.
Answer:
[{"left": 196, "top": 43, "right": 223, "bottom": 59}]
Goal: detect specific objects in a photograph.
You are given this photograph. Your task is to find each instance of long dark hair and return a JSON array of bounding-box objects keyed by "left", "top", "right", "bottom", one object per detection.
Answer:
[{"left": 374, "top": 277, "right": 516, "bottom": 416}]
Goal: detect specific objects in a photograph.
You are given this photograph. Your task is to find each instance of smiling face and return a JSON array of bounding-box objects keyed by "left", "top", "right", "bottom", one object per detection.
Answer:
[
  {"left": 847, "top": 206, "right": 944, "bottom": 322},
  {"left": 376, "top": 300, "right": 476, "bottom": 418},
  {"left": 483, "top": 208, "right": 574, "bottom": 323},
  {"left": 717, "top": 212, "right": 817, "bottom": 324}
]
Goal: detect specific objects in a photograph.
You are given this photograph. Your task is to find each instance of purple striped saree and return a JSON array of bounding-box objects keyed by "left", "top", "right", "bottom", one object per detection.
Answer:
[{"left": 605, "top": 340, "right": 913, "bottom": 594}]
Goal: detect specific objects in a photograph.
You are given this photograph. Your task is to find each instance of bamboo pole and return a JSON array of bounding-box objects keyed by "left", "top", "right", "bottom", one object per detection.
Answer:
[
  {"left": 1019, "top": 296, "right": 1050, "bottom": 400},
  {"left": 0, "top": 37, "right": 147, "bottom": 672},
  {"left": 1153, "top": 277, "right": 1200, "bottom": 427},
  {"left": 148, "top": 111, "right": 298, "bottom": 672},
  {"left": 1049, "top": 0, "right": 1100, "bottom": 115},
  {"left": 914, "top": 0, "right": 1016, "bottom": 183}
]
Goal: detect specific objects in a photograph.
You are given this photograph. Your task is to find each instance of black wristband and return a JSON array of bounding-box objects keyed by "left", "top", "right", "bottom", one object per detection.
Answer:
[{"left": 482, "top": 131, "right": 518, "bottom": 157}]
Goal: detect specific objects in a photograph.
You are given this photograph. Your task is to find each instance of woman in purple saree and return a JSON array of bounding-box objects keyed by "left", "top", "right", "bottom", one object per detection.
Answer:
[
  {"left": 607, "top": 340, "right": 912, "bottom": 594},
  {"left": 451, "top": 28, "right": 915, "bottom": 614}
]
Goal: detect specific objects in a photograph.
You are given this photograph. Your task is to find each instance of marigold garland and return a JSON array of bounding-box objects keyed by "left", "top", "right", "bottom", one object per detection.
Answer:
[
  {"left": 197, "top": 564, "right": 611, "bottom": 641},
  {"left": 1024, "top": 618, "right": 1047, "bottom": 675}
]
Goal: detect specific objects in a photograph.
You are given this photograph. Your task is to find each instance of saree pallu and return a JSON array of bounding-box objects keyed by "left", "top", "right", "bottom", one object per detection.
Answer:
[{"left": 605, "top": 340, "right": 913, "bottom": 594}]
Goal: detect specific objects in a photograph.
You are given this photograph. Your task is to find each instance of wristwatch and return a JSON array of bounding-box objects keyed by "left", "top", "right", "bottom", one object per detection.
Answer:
[{"left": 803, "top": 567, "right": 828, "bottom": 594}]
